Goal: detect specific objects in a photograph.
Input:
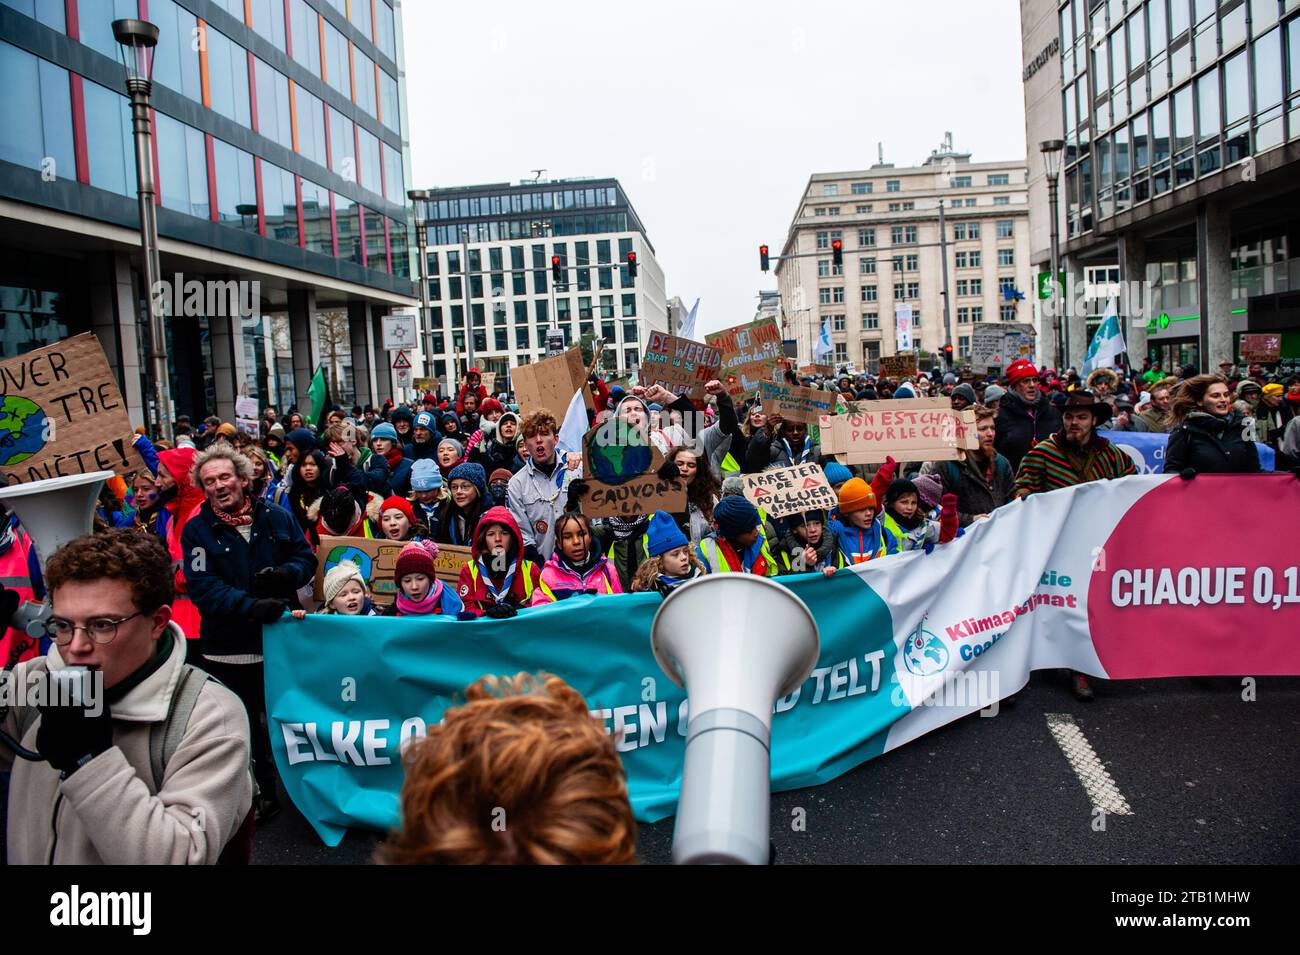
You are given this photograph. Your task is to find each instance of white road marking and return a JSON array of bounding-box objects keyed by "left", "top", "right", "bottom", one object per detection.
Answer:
[{"left": 1045, "top": 713, "right": 1133, "bottom": 816}]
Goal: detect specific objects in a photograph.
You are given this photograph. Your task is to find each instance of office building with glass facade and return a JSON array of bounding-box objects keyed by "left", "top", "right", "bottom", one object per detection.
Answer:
[
  {"left": 1022, "top": 0, "right": 1300, "bottom": 375},
  {"left": 0, "top": 0, "right": 416, "bottom": 423},
  {"left": 412, "top": 178, "right": 667, "bottom": 387}
]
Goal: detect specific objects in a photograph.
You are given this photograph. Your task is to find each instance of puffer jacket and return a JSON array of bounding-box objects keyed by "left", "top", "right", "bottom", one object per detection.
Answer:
[
  {"left": 994, "top": 388, "right": 1063, "bottom": 471},
  {"left": 0, "top": 626, "right": 253, "bottom": 864},
  {"left": 1164, "top": 411, "right": 1261, "bottom": 474},
  {"left": 937, "top": 451, "right": 1016, "bottom": 526},
  {"left": 531, "top": 548, "right": 624, "bottom": 605},
  {"left": 156, "top": 448, "right": 207, "bottom": 641}
]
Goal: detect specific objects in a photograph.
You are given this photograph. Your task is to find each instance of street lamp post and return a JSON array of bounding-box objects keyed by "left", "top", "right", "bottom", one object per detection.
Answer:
[
  {"left": 1040, "top": 139, "right": 1066, "bottom": 371},
  {"left": 113, "top": 19, "right": 172, "bottom": 443},
  {"left": 407, "top": 189, "right": 432, "bottom": 388}
]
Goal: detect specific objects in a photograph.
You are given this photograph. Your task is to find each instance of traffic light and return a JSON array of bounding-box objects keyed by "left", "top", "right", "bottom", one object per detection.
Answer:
[
  {"left": 551, "top": 255, "right": 562, "bottom": 284},
  {"left": 626, "top": 251, "right": 638, "bottom": 280},
  {"left": 943, "top": 343, "right": 954, "bottom": 363},
  {"left": 759, "top": 244, "right": 770, "bottom": 272},
  {"left": 831, "top": 238, "right": 843, "bottom": 267}
]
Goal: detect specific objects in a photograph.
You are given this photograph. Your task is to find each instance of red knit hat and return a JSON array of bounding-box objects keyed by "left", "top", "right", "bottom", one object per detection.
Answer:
[
  {"left": 1006, "top": 360, "right": 1040, "bottom": 386},
  {"left": 381, "top": 495, "right": 416, "bottom": 526},
  {"left": 480, "top": 397, "right": 503, "bottom": 415},
  {"left": 395, "top": 540, "right": 438, "bottom": 581}
]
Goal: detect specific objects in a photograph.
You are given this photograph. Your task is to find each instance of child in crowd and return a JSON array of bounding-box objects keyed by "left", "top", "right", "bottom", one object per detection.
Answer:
[
  {"left": 880, "top": 479, "right": 942, "bottom": 554},
  {"left": 696, "top": 496, "right": 778, "bottom": 576},
  {"left": 436, "top": 462, "right": 488, "bottom": 547},
  {"left": 384, "top": 539, "right": 464, "bottom": 617},
  {"left": 457, "top": 507, "right": 543, "bottom": 618},
  {"left": 291, "top": 560, "right": 382, "bottom": 618},
  {"left": 379, "top": 496, "right": 429, "bottom": 542},
  {"left": 308, "top": 486, "right": 383, "bottom": 543},
  {"left": 532, "top": 511, "right": 623, "bottom": 605},
  {"left": 435, "top": 437, "right": 464, "bottom": 483},
  {"left": 828, "top": 478, "right": 886, "bottom": 564},
  {"left": 632, "top": 510, "right": 708, "bottom": 596},
  {"left": 777, "top": 509, "right": 842, "bottom": 576},
  {"left": 408, "top": 459, "right": 444, "bottom": 533},
  {"left": 488, "top": 468, "right": 513, "bottom": 509}
]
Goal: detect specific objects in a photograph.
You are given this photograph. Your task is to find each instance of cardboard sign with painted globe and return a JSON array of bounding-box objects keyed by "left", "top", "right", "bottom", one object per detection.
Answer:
[{"left": 577, "top": 420, "right": 684, "bottom": 518}]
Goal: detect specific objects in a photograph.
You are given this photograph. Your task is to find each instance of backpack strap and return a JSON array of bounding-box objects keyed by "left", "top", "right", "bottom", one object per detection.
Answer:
[{"left": 148, "top": 663, "right": 209, "bottom": 792}]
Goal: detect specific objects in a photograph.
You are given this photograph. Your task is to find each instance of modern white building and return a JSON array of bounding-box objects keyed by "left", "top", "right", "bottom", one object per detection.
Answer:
[
  {"left": 412, "top": 177, "right": 667, "bottom": 389},
  {"left": 775, "top": 139, "right": 1034, "bottom": 372}
]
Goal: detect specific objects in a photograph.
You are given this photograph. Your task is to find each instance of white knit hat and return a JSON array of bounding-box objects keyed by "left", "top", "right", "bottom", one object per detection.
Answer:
[{"left": 323, "top": 560, "right": 367, "bottom": 606}]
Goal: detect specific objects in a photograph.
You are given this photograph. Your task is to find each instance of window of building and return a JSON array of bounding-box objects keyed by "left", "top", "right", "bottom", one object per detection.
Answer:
[
  {"left": 998, "top": 248, "right": 1015, "bottom": 266},
  {"left": 349, "top": 0, "right": 373, "bottom": 38},
  {"left": 212, "top": 139, "right": 257, "bottom": 232},
  {"left": 354, "top": 48, "right": 377, "bottom": 118},
  {"left": 988, "top": 173, "right": 1010, "bottom": 185},
  {"left": 954, "top": 223, "right": 967, "bottom": 240},
  {"left": 823, "top": 183, "right": 839, "bottom": 195},
  {"left": 301, "top": 178, "right": 332, "bottom": 256},
  {"left": 858, "top": 228, "right": 876, "bottom": 247},
  {"left": 971, "top": 306, "right": 984, "bottom": 322},
  {"left": 375, "top": 1, "right": 397, "bottom": 59},
  {"left": 816, "top": 231, "right": 830, "bottom": 249},
  {"left": 292, "top": 85, "right": 326, "bottom": 168},
  {"left": 862, "top": 312, "right": 879, "bottom": 330},
  {"left": 378, "top": 69, "right": 400, "bottom": 134},
  {"left": 322, "top": 19, "right": 350, "bottom": 98},
  {"left": 814, "top": 206, "right": 826, "bottom": 216},
  {"left": 999, "top": 277, "right": 1017, "bottom": 296},
  {"left": 289, "top": 0, "right": 321, "bottom": 76},
  {"left": 154, "top": 111, "right": 209, "bottom": 219},
  {"left": 951, "top": 175, "right": 972, "bottom": 188},
  {"left": 855, "top": 204, "right": 872, "bottom": 213},
  {"left": 957, "top": 307, "right": 970, "bottom": 324},
  {"left": 334, "top": 193, "right": 363, "bottom": 264},
  {"left": 382, "top": 141, "right": 403, "bottom": 204},
  {"left": 832, "top": 287, "right": 845, "bottom": 304},
  {"left": 77, "top": 0, "right": 137, "bottom": 60},
  {"left": 832, "top": 314, "right": 846, "bottom": 331},
  {"left": 83, "top": 79, "right": 134, "bottom": 197},
  {"left": 1000, "top": 304, "right": 1017, "bottom": 322},
  {"left": 250, "top": 0, "right": 287, "bottom": 51},
  {"left": 958, "top": 335, "right": 970, "bottom": 358},
  {"left": 860, "top": 257, "right": 876, "bottom": 274},
  {"left": 150, "top": 0, "right": 202, "bottom": 103},
  {"left": 996, "top": 219, "right": 1014, "bottom": 238},
  {"left": 993, "top": 196, "right": 1011, "bottom": 205},
  {"left": 261, "top": 160, "right": 299, "bottom": 246},
  {"left": 834, "top": 343, "right": 848, "bottom": 363},
  {"left": 622, "top": 295, "right": 636, "bottom": 318},
  {"left": 327, "top": 107, "right": 353, "bottom": 179},
  {"left": 861, "top": 285, "right": 878, "bottom": 302},
  {"left": 966, "top": 222, "right": 981, "bottom": 239},
  {"left": 0, "top": 0, "right": 66, "bottom": 30},
  {"left": 356, "top": 126, "right": 382, "bottom": 196},
  {"left": 206, "top": 25, "right": 251, "bottom": 128},
  {"left": 253, "top": 59, "right": 293, "bottom": 150},
  {"left": 818, "top": 259, "right": 831, "bottom": 277},
  {"left": 0, "top": 42, "right": 74, "bottom": 182},
  {"left": 886, "top": 179, "right": 901, "bottom": 192},
  {"left": 827, "top": 206, "right": 840, "bottom": 215},
  {"left": 955, "top": 251, "right": 967, "bottom": 268},
  {"left": 851, "top": 181, "right": 872, "bottom": 194},
  {"left": 969, "top": 250, "right": 982, "bottom": 267},
  {"left": 964, "top": 198, "right": 977, "bottom": 207}
]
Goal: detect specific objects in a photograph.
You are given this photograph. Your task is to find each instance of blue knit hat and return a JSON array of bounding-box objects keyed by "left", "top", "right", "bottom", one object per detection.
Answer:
[
  {"left": 410, "top": 458, "right": 442, "bottom": 492},
  {"left": 823, "top": 461, "right": 853, "bottom": 486},
  {"left": 713, "top": 495, "right": 760, "bottom": 539},
  {"left": 414, "top": 411, "right": 435, "bottom": 430},
  {"left": 286, "top": 428, "right": 316, "bottom": 454},
  {"left": 645, "top": 510, "right": 688, "bottom": 557},
  {"left": 370, "top": 422, "right": 399, "bottom": 443},
  {"left": 447, "top": 462, "right": 487, "bottom": 502}
]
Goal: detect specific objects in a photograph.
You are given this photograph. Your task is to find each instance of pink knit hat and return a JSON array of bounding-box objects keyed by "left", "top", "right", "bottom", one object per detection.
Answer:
[{"left": 394, "top": 539, "right": 439, "bottom": 580}]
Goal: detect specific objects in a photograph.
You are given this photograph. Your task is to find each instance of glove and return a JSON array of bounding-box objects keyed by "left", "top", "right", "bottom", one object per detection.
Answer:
[
  {"left": 565, "top": 479, "right": 590, "bottom": 513},
  {"left": 656, "top": 459, "right": 681, "bottom": 481},
  {"left": 250, "top": 598, "right": 287, "bottom": 624},
  {"left": 36, "top": 685, "right": 114, "bottom": 777},
  {"left": 0, "top": 585, "right": 20, "bottom": 627},
  {"left": 455, "top": 611, "right": 479, "bottom": 621},
  {"left": 1179, "top": 468, "right": 1197, "bottom": 480},
  {"left": 253, "top": 567, "right": 297, "bottom": 596},
  {"left": 483, "top": 602, "right": 517, "bottom": 620}
]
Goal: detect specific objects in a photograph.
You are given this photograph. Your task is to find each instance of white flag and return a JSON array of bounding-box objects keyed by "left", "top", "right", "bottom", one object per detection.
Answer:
[
  {"left": 1081, "top": 298, "right": 1126, "bottom": 374},
  {"left": 555, "top": 387, "right": 588, "bottom": 468},
  {"left": 815, "top": 316, "right": 833, "bottom": 360},
  {"left": 678, "top": 298, "right": 700, "bottom": 339}
]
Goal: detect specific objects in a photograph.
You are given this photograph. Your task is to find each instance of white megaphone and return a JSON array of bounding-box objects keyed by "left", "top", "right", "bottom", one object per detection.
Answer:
[
  {"left": 0, "top": 471, "right": 113, "bottom": 637},
  {"left": 651, "top": 574, "right": 820, "bottom": 865}
]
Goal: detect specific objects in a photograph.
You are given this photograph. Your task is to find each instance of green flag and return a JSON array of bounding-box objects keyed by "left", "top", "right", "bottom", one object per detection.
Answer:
[{"left": 307, "top": 365, "right": 330, "bottom": 430}]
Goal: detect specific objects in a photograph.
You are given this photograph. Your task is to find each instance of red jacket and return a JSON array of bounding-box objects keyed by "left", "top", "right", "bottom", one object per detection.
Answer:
[
  {"left": 455, "top": 506, "right": 542, "bottom": 617},
  {"left": 456, "top": 369, "right": 489, "bottom": 414},
  {"left": 157, "top": 448, "right": 206, "bottom": 640}
]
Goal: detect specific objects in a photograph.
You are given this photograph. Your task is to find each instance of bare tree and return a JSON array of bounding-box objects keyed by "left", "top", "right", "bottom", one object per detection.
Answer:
[{"left": 316, "top": 310, "right": 351, "bottom": 401}]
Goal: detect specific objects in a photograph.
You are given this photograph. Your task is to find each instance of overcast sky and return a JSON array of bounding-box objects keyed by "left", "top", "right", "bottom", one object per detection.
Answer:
[{"left": 403, "top": 0, "right": 1027, "bottom": 336}]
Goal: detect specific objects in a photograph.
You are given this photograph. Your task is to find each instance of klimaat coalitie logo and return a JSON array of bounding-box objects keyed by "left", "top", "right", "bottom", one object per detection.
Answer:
[
  {"left": 0, "top": 395, "right": 48, "bottom": 465},
  {"left": 902, "top": 614, "right": 949, "bottom": 676}
]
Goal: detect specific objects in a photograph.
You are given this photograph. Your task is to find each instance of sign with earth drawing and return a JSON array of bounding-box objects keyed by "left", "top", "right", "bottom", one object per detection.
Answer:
[
  {"left": 0, "top": 333, "right": 147, "bottom": 486},
  {"left": 578, "top": 419, "right": 684, "bottom": 518}
]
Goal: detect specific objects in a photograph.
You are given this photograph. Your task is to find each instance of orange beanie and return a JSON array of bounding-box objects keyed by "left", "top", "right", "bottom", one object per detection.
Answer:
[{"left": 837, "top": 477, "right": 877, "bottom": 514}]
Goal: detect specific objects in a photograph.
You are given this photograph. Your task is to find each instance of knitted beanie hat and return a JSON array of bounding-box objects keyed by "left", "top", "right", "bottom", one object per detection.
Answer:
[
  {"left": 645, "top": 509, "right": 688, "bottom": 557},
  {"left": 323, "top": 560, "right": 367, "bottom": 606},
  {"left": 395, "top": 539, "right": 438, "bottom": 581}
]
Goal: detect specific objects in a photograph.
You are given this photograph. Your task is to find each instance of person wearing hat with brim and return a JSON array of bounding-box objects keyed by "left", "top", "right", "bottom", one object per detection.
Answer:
[
  {"left": 1014, "top": 389, "right": 1135, "bottom": 702},
  {"left": 995, "top": 360, "right": 1063, "bottom": 471}
]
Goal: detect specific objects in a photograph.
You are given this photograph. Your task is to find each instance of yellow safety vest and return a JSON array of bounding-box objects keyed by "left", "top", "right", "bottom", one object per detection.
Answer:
[
  {"left": 467, "top": 559, "right": 538, "bottom": 600},
  {"left": 698, "top": 536, "right": 778, "bottom": 577}
]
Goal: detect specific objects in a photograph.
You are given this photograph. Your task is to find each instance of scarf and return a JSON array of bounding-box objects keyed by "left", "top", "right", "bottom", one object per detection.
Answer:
[
  {"left": 214, "top": 496, "right": 254, "bottom": 526},
  {"left": 477, "top": 557, "right": 517, "bottom": 603},
  {"left": 396, "top": 580, "right": 445, "bottom": 616},
  {"left": 782, "top": 436, "right": 813, "bottom": 464},
  {"left": 609, "top": 515, "right": 647, "bottom": 540},
  {"left": 383, "top": 446, "right": 404, "bottom": 470},
  {"left": 556, "top": 546, "right": 602, "bottom": 579},
  {"left": 656, "top": 566, "right": 703, "bottom": 594}
]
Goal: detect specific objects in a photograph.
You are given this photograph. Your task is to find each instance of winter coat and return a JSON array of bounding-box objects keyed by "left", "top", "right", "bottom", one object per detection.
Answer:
[
  {"left": 592, "top": 520, "right": 652, "bottom": 591},
  {"left": 1135, "top": 406, "right": 1172, "bottom": 433},
  {"left": 695, "top": 532, "right": 779, "bottom": 577},
  {"left": 507, "top": 455, "right": 580, "bottom": 562},
  {"left": 383, "top": 455, "right": 414, "bottom": 497},
  {"left": 1015, "top": 431, "right": 1137, "bottom": 495},
  {"left": 776, "top": 527, "right": 844, "bottom": 573},
  {"left": 306, "top": 491, "right": 385, "bottom": 544},
  {"left": 937, "top": 451, "right": 1016, "bottom": 527},
  {"left": 1164, "top": 411, "right": 1261, "bottom": 474},
  {"left": 1, "top": 627, "right": 253, "bottom": 863},
  {"left": 827, "top": 515, "right": 887, "bottom": 564},
  {"left": 531, "top": 549, "right": 624, "bottom": 605},
  {"left": 156, "top": 448, "right": 207, "bottom": 642},
  {"left": 470, "top": 437, "right": 524, "bottom": 476},
  {"left": 994, "top": 389, "right": 1063, "bottom": 471},
  {"left": 356, "top": 447, "right": 390, "bottom": 496},
  {"left": 180, "top": 498, "right": 317, "bottom": 658},
  {"left": 454, "top": 506, "right": 543, "bottom": 617},
  {"left": 881, "top": 511, "right": 940, "bottom": 554}
]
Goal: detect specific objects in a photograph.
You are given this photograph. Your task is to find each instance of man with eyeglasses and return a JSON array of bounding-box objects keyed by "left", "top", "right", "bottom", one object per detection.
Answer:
[{"left": 0, "top": 530, "right": 254, "bottom": 863}]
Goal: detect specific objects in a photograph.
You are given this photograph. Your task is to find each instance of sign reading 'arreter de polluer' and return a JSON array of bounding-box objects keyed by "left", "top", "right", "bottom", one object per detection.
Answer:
[
  {"left": 0, "top": 333, "right": 147, "bottom": 485},
  {"left": 743, "top": 463, "right": 837, "bottom": 519}
]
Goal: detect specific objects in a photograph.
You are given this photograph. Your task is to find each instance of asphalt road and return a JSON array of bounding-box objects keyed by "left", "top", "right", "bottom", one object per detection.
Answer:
[{"left": 252, "top": 671, "right": 1300, "bottom": 865}]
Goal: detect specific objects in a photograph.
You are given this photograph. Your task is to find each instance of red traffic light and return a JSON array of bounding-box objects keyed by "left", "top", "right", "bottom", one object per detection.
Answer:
[
  {"left": 830, "top": 239, "right": 842, "bottom": 250},
  {"left": 830, "top": 238, "right": 843, "bottom": 267},
  {"left": 627, "top": 252, "right": 636, "bottom": 263},
  {"left": 551, "top": 255, "right": 560, "bottom": 266},
  {"left": 759, "top": 244, "right": 770, "bottom": 272}
]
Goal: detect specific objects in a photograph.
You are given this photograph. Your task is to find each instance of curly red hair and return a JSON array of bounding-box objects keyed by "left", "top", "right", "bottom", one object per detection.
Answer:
[{"left": 377, "top": 673, "right": 637, "bottom": 865}]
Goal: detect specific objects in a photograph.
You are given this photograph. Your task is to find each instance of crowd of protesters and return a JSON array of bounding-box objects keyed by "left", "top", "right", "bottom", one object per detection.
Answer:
[{"left": 2, "top": 354, "right": 1298, "bottom": 864}]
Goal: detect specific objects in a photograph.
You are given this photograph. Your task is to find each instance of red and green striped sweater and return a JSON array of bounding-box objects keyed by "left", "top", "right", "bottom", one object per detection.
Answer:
[{"left": 1014, "top": 431, "right": 1136, "bottom": 496}]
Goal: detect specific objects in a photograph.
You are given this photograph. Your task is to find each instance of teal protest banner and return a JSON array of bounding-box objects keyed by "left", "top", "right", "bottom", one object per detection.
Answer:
[{"left": 265, "top": 474, "right": 1300, "bottom": 846}]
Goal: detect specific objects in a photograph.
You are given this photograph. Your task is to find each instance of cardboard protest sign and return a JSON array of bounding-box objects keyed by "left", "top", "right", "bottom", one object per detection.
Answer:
[
  {"left": 970, "top": 324, "right": 1035, "bottom": 371},
  {"left": 1240, "top": 334, "right": 1281, "bottom": 363},
  {"left": 756, "top": 380, "right": 837, "bottom": 424},
  {"left": 577, "top": 475, "right": 686, "bottom": 519},
  {"left": 0, "top": 333, "right": 148, "bottom": 486},
  {"left": 705, "top": 318, "right": 783, "bottom": 400},
  {"left": 640, "top": 332, "right": 722, "bottom": 408},
  {"left": 800, "top": 364, "right": 835, "bottom": 378},
  {"left": 878, "top": 353, "right": 917, "bottom": 379},
  {"left": 827, "top": 398, "right": 978, "bottom": 463},
  {"left": 510, "top": 346, "right": 592, "bottom": 418},
  {"left": 314, "top": 537, "right": 472, "bottom": 605},
  {"left": 581, "top": 420, "right": 664, "bottom": 486},
  {"left": 742, "top": 463, "right": 837, "bottom": 519},
  {"left": 818, "top": 414, "right": 845, "bottom": 456}
]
